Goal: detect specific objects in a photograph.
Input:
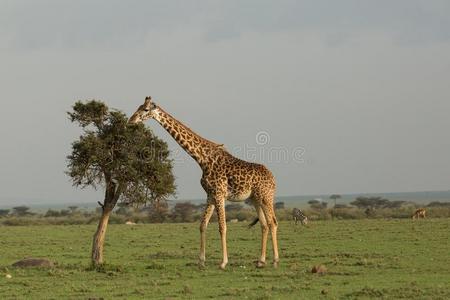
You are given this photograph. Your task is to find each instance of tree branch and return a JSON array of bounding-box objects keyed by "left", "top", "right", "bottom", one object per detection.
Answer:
[{"left": 97, "top": 201, "right": 105, "bottom": 210}]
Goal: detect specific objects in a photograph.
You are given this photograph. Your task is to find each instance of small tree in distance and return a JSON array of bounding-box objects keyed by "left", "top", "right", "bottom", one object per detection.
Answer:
[
  {"left": 350, "top": 196, "right": 390, "bottom": 210},
  {"left": 12, "top": 206, "right": 32, "bottom": 216},
  {"left": 329, "top": 194, "right": 341, "bottom": 207},
  {"left": 68, "top": 206, "right": 78, "bottom": 214},
  {"left": 275, "top": 202, "right": 285, "bottom": 210},
  {"left": 171, "top": 202, "right": 197, "bottom": 222},
  {"left": 66, "top": 100, "right": 175, "bottom": 266},
  {"left": 225, "top": 203, "right": 243, "bottom": 212},
  {"left": 308, "top": 199, "right": 327, "bottom": 210},
  {"left": 147, "top": 200, "right": 170, "bottom": 223}
]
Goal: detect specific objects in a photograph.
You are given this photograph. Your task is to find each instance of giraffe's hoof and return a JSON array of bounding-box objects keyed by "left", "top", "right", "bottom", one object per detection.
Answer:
[
  {"left": 219, "top": 262, "right": 227, "bottom": 270},
  {"left": 255, "top": 260, "right": 266, "bottom": 268},
  {"left": 198, "top": 261, "right": 206, "bottom": 269},
  {"left": 273, "top": 260, "right": 279, "bottom": 268}
]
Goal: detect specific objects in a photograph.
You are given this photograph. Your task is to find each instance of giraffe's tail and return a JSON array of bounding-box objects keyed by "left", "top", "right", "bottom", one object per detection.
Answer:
[{"left": 248, "top": 217, "right": 259, "bottom": 228}]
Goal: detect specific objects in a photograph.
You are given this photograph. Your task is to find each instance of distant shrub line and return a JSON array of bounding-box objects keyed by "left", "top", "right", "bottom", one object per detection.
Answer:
[{"left": 1, "top": 201, "right": 450, "bottom": 226}]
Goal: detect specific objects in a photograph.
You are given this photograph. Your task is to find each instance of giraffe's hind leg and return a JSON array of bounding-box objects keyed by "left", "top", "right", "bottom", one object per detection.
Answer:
[
  {"left": 254, "top": 204, "right": 268, "bottom": 268},
  {"left": 260, "top": 197, "right": 279, "bottom": 268},
  {"left": 213, "top": 196, "right": 228, "bottom": 270}
]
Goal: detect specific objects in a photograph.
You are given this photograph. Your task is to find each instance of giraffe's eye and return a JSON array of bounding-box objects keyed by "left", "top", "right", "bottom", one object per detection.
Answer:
[{"left": 144, "top": 109, "right": 149, "bottom": 112}]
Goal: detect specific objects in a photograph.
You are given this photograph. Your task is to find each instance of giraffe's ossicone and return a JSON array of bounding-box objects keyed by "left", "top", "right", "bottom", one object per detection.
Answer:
[{"left": 129, "top": 96, "right": 279, "bottom": 269}]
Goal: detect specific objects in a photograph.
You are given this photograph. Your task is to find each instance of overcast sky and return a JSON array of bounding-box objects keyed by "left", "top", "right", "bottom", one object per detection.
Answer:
[{"left": 1, "top": 1, "right": 450, "bottom": 206}]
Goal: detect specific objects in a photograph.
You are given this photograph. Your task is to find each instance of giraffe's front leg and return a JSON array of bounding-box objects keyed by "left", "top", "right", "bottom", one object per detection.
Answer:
[
  {"left": 215, "top": 199, "right": 228, "bottom": 270},
  {"left": 199, "top": 203, "right": 215, "bottom": 268}
]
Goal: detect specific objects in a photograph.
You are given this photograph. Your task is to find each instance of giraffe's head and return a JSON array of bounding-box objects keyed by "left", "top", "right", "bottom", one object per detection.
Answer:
[{"left": 129, "top": 96, "right": 159, "bottom": 124}]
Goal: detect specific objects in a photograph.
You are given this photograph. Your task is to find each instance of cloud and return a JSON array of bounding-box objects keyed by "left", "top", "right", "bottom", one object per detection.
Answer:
[
  {"left": 1, "top": 1, "right": 450, "bottom": 203},
  {"left": 1, "top": 0, "right": 450, "bottom": 51}
]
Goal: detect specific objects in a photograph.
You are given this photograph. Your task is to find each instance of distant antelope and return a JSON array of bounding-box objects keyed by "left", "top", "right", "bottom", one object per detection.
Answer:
[
  {"left": 412, "top": 208, "right": 426, "bottom": 220},
  {"left": 292, "top": 208, "right": 308, "bottom": 225}
]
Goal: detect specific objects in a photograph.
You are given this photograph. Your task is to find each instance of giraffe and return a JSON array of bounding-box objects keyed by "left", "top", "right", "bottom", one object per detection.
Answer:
[{"left": 129, "top": 97, "right": 279, "bottom": 269}]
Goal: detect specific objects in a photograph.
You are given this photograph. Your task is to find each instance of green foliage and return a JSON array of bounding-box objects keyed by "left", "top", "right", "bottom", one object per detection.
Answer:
[
  {"left": 2, "top": 205, "right": 450, "bottom": 226},
  {"left": 146, "top": 201, "right": 170, "bottom": 223},
  {"left": 427, "top": 201, "right": 450, "bottom": 207},
  {"left": 68, "top": 206, "right": 78, "bottom": 213},
  {"left": 67, "top": 100, "right": 108, "bottom": 127},
  {"left": 171, "top": 202, "right": 197, "bottom": 222},
  {"left": 330, "top": 207, "right": 366, "bottom": 219},
  {"left": 275, "top": 202, "right": 285, "bottom": 209},
  {"left": 350, "top": 196, "right": 390, "bottom": 209},
  {"left": 225, "top": 203, "right": 243, "bottom": 212},
  {"left": 0, "top": 209, "right": 10, "bottom": 217},
  {"left": 1, "top": 220, "right": 450, "bottom": 299},
  {"left": 330, "top": 194, "right": 342, "bottom": 207},
  {"left": 308, "top": 199, "right": 328, "bottom": 210},
  {"left": 115, "top": 202, "right": 132, "bottom": 216},
  {"left": 66, "top": 100, "right": 176, "bottom": 208},
  {"left": 12, "top": 206, "right": 32, "bottom": 216},
  {"left": 44, "top": 209, "right": 61, "bottom": 218},
  {"left": 384, "top": 200, "right": 408, "bottom": 208}
]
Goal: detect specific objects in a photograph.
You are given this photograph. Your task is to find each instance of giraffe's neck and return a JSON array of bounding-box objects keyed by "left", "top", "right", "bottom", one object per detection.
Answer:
[{"left": 153, "top": 106, "right": 223, "bottom": 168}]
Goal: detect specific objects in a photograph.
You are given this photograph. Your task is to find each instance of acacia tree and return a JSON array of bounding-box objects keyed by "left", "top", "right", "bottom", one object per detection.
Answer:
[
  {"left": 67, "top": 100, "right": 175, "bottom": 266},
  {"left": 12, "top": 206, "right": 32, "bottom": 216},
  {"left": 147, "top": 201, "right": 169, "bottom": 223},
  {"left": 329, "top": 194, "right": 342, "bottom": 207},
  {"left": 171, "top": 202, "right": 197, "bottom": 223},
  {"left": 350, "top": 196, "right": 389, "bottom": 210},
  {"left": 308, "top": 199, "right": 327, "bottom": 210}
]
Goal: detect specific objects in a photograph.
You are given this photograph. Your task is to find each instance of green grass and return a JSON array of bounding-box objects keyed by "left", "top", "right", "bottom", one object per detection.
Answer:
[{"left": 1, "top": 219, "right": 449, "bottom": 299}]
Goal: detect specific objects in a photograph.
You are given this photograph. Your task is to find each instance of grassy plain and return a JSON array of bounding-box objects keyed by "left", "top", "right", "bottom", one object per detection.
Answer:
[{"left": 1, "top": 219, "right": 449, "bottom": 299}]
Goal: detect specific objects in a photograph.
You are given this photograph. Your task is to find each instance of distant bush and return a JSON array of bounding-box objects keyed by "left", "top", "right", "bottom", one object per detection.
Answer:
[
  {"left": 426, "top": 207, "right": 450, "bottom": 218},
  {"left": 147, "top": 202, "right": 170, "bottom": 223},
  {"left": 350, "top": 197, "right": 390, "bottom": 209},
  {"left": 307, "top": 209, "right": 332, "bottom": 221},
  {"left": 1, "top": 201, "right": 450, "bottom": 226},
  {"left": 275, "top": 202, "right": 285, "bottom": 210},
  {"left": 427, "top": 201, "right": 450, "bottom": 208},
  {"left": 12, "top": 206, "right": 33, "bottom": 216},
  {"left": 45, "top": 209, "right": 62, "bottom": 217},
  {"left": 0, "top": 209, "right": 10, "bottom": 217},
  {"left": 308, "top": 200, "right": 328, "bottom": 210},
  {"left": 225, "top": 208, "right": 255, "bottom": 222},
  {"left": 170, "top": 202, "right": 197, "bottom": 223},
  {"left": 330, "top": 207, "right": 366, "bottom": 220}
]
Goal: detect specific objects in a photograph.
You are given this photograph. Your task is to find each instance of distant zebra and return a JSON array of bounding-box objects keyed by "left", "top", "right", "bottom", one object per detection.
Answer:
[
  {"left": 248, "top": 208, "right": 309, "bottom": 228},
  {"left": 412, "top": 208, "right": 426, "bottom": 220},
  {"left": 293, "top": 208, "right": 308, "bottom": 225}
]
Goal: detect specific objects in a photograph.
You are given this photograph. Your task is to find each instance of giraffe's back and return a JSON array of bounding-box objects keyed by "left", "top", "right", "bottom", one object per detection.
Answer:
[{"left": 222, "top": 156, "right": 275, "bottom": 202}]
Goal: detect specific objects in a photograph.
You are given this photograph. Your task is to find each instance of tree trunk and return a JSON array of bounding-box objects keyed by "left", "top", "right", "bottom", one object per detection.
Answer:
[
  {"left": 91, "top": 178, "right": 125, "bottom": 267},
  {"left": 91, "top": 207, "right": 112, "bottom": 266}
]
